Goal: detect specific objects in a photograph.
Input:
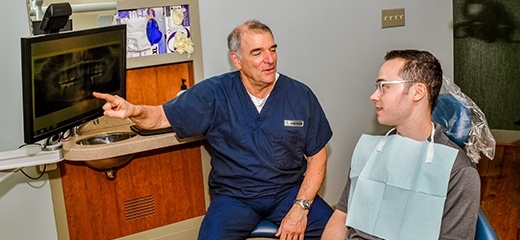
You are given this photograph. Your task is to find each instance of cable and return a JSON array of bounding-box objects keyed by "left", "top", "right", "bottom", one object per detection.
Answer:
[
  {"left": 20, "top": 164, "right": 47, "bottom": 180},
  {"left": 18, "top": 141, "right": 50, "bottom": 180},
  {"left": 45, "top": 132, "right": 63, "bottom": 148}
]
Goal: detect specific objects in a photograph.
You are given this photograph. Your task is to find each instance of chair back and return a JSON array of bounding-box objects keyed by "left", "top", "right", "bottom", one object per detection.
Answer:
[{"left": 475, "top": 209, "right": 498, "bottom": 240}]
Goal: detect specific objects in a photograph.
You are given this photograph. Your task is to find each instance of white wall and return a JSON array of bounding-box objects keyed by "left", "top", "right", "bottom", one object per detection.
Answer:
[
  {"left": 198, "top": 0, "right": 454, "bottom": 204},
  {"left": 0, "top": 0, "right": 453, "bottom": 238},
  {"left": 0, "top": 0, "right": 59, "bottom": 239}
]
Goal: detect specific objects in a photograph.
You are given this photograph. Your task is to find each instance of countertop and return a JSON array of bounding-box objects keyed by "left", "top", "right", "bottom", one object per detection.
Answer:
[{"left": 62, "top": 116, "right": 203, "bottom": 161}]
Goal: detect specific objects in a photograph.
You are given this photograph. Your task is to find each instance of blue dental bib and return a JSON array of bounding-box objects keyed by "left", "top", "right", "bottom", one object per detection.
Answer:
[{"left": 347, "top": 126, "right": 458, "bottom": 240}]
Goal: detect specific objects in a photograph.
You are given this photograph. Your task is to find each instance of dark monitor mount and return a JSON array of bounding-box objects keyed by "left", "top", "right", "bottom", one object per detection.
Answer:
[{"left": 39, "top": 3, "right": 72, "bottom": 34}]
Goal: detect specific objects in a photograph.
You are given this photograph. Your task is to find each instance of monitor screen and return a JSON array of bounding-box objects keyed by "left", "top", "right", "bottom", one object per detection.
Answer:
[{"left": 21, "top": 24, "right": 126, "bottom": 144}]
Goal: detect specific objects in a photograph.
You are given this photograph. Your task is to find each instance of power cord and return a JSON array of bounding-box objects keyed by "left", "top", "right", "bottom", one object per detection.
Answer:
[
  {"left": 17, "top": 134, "right": 60, "bottom": 180},
  {"left": 20, "top": 163, "right": 47, "bottom": 180}
]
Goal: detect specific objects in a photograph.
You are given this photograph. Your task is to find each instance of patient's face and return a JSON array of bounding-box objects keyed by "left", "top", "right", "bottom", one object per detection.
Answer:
[{"left": 370, "top": 58, "right": 415, "bottom": 127}]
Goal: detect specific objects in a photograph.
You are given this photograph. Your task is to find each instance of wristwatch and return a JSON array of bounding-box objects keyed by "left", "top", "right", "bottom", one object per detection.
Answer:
[{"left": 293, "top": 199, "right": 311, "bottom": 210}]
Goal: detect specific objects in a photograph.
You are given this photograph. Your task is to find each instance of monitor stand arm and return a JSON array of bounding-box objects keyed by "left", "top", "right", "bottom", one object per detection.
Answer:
[
  {"left": 0, "top": 144, "right": 63, "bottom": 183},
  {"left": 29, "top": 0, "right": 45, "bottom": 21}
]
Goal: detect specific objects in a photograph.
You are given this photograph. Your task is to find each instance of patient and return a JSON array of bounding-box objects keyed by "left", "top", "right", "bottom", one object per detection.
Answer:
[{"left": 322, "top": 49, "right": 480, "bottom": 240}]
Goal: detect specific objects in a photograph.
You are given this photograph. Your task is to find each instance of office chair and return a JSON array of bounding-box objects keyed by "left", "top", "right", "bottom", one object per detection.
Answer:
[{"left": 248, "top": 219, "right": 278, "bottom": 238}]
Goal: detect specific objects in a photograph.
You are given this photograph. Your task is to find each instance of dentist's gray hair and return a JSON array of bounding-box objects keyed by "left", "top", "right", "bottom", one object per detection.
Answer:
[{"left": 227, "top": 20, "right": 273, "bottom": 59}]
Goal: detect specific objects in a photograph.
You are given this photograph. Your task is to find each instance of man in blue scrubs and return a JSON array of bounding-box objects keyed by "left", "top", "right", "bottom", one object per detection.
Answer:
[{"left": 94, "top": 20, "right": 333, "bottom": 240}]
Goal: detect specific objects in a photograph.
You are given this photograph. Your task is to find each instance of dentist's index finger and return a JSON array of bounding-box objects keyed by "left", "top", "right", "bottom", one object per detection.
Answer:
[{"left": 93, "top": 92, "right": 116, "bottom": 102}]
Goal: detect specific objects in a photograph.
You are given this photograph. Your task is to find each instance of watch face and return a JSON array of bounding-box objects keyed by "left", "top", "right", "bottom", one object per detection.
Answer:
[
  {"left": 302, "top": 200, "right": 310, "bottom": 208},
  {"left": 295, "top": 199, "right": 310, "bottom": 210}
]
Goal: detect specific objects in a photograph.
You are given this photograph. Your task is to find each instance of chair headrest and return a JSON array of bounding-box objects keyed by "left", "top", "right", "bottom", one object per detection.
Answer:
[{"left": 432, "top": 93, "right": 472, "bottom": 148}]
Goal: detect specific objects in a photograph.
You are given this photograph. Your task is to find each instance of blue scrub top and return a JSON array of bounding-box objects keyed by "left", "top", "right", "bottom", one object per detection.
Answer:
[{"left": 163, "top": 71, "right": 332, "bottom": 198}]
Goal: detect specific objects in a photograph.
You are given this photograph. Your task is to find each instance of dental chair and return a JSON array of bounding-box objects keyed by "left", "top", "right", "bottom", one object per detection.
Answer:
[
  {"left": 433, "top": 93, "right": 498, "bottom": 240},
  {"left": 475, "top": 209, "right": 498, "bottom": 240}
]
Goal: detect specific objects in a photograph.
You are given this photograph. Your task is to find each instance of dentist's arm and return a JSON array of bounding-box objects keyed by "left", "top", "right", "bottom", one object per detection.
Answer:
[
  {"left": 276, "top": 147, "right": 327, "bottom": 240},
  {"left": 93, "top": 92, "right": 170, "bottom": 129}
]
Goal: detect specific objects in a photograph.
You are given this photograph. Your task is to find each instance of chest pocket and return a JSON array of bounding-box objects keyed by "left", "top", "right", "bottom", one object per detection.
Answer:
[{"left": 272, "top": 134, "right": 306, "bottom": 170}]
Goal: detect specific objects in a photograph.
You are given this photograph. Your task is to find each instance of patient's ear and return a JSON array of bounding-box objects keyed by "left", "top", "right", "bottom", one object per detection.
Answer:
[{"left": 412, "top": 83, "right": 427, "bottom": 102}]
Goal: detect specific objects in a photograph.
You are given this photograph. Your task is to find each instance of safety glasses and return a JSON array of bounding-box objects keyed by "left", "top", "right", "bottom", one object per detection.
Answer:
[{"left": 375, "top": 80, "right": 414, "bottom": 94}]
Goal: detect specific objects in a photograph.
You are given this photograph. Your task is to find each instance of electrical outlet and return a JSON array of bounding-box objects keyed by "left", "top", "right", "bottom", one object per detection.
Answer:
[{"left": 382, "top": 8, "right": 405, "bottom": 28}]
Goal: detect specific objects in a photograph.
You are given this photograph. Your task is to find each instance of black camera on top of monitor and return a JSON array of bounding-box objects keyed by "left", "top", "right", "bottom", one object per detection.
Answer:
[{"left": 39, "top": 3, "right": 72, "bottom": 34}]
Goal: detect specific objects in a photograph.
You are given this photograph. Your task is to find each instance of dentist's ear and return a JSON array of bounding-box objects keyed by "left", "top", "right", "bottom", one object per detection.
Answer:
[
  {"left": 412, "top": 82, "right": 428, "bottom": 102},
  {"left": 230, "top": 51, "right": 242, "bottom": 70}
]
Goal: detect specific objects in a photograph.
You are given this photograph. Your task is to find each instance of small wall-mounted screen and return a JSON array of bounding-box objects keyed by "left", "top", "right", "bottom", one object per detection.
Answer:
[{"left": 21, "top": 24, "right": 126, "bottom": 144}]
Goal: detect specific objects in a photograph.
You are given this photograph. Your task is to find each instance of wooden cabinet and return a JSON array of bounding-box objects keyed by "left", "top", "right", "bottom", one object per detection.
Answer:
[
  {"left": 126, "top": 62, "right": 194, "bottom": 105},
  {"left": 59, "top": 62, "right": 206, "bottom": 240}
]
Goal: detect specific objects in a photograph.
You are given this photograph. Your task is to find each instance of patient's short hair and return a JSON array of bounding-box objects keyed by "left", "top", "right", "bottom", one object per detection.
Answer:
[{"left": 385, "top": 49, "right": 443, "bottom": 110}]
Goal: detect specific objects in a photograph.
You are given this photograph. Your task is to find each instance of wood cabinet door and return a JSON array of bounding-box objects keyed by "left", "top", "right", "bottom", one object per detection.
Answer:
[
  {"left": 126, "top": 62, "right": 195, "bottom": 105},
  {"left": 60, "top": 62, "right": 206, "bottom": 240}
]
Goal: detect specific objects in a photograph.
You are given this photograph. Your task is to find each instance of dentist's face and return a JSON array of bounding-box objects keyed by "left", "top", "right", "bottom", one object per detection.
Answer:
[{"left": 230, "top": 30, "right": 278, "bottom": 88}]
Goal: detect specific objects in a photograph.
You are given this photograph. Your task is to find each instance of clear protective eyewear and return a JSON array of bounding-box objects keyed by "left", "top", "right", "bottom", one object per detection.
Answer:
[{"left": 375, "top": 80, "right": 414, "bottom": 94}]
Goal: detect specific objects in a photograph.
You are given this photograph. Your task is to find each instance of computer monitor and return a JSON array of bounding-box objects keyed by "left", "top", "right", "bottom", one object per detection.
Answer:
[{"left": 20, "top": 24, "right": 127, "bottom": 144}]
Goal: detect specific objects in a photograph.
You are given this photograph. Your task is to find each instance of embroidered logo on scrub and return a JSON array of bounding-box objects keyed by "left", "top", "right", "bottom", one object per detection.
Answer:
[{"left": 284, "top": 120, "right": 304, "bottom": 127}]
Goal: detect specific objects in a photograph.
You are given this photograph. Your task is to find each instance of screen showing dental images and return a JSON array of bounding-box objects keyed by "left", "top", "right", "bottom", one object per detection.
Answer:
[
  {"left": 24, "top": 26, "right": 125, "bottom": 141},
  {"left": 33, "top": 44, "right": 121, "bottom": 118}
]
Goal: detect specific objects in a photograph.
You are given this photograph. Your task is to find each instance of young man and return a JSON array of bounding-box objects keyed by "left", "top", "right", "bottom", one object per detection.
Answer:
[
  {"left": 322, "top": 50, "right": 480, "bottom": 240},
  {"left": 94, "top": 20, "right": 333, "bottom": 240}
]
